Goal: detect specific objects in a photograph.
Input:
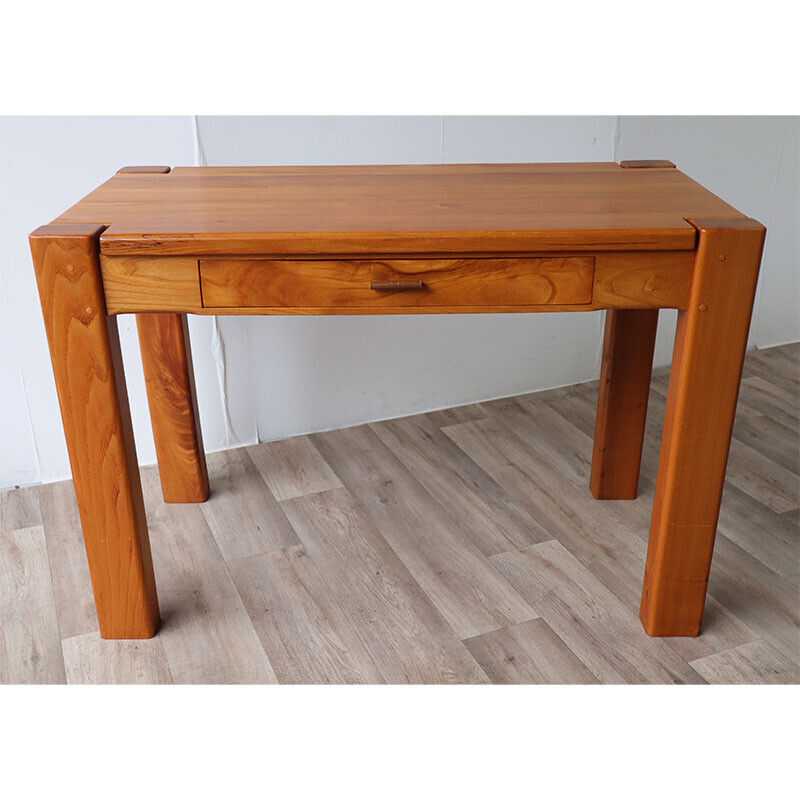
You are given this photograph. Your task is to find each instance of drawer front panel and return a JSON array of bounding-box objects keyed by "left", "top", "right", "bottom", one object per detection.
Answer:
[{"left": 199, "top": 257, "right": 595, "bottom": 309}]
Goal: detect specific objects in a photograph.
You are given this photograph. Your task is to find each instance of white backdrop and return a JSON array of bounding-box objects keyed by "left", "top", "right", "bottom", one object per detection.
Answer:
[{"left": 1, "top": 116, "right": 797, "bottom": 488}]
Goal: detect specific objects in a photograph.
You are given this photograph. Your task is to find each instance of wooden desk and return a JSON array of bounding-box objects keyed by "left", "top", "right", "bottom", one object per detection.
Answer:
[{"left": 29, "top": 161, "right": 766, "bottom": 640}]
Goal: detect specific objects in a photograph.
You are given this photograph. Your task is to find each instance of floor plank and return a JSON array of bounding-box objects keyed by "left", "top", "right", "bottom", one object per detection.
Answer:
[
  {"left": 141, "top": 467, "right": 279, "bottom": 684},
  {"left": 312, "top": 425, "right": 538, "bottom": 639},
  {"left": 708, "top": 534, "right": 800, "bottom": 666},
  {"left": 370, "top": 413, "right": 551, "bottom": 555},
  {"left": 444, "top": 408, "right": 754, "bottom": 663},
  {"left": 62, "top": 632, "right": 172, "bottom": 684},
  {"left": 716, "top": 482, "right": 799, "bottom": 577},
  {"left": 538, "top": 379, "right": 666, "bottom": 495},
  {"left": 733, "top": 414, "right": 799, "bottom": 475},
  {"left": 725, "top": 437, "right": 799, "bottom": 514},
  {"left": 659, "top": 597, "right": 760, "bottom": 664},
  {"left": 742, "top": 345, "right": 799, "bottom": 396},
  {"left": 502, "top": 395, "right": 596, "bottom": 486},
  {"left": 737, "top": 377, "right": 799, "bottom": 433},
  {"left": 0, "top": 526, "right": 65, "bottom": 684},
  {"left": 228, "top": 545, "right": 385, "bottom": 684},
  {"left": 536, "top": 380, "right": 600, "bottom": 439},
  {"left": 425, "top": 404, "right": 491, "bottom": 427},
  {"left": 279, "top": 488, "right": 489, "bottom": 684},
  {"left": 636, "top": 395, "right": 799, "bottom": 576},
  {"left": 38, "top": 480, "right": 98, "bottom": 639},
  {"left": 690, "top": 639, "right": 800, "bottom": 684},
  {"left": 0, "top": 485, "right": 42, "bottom": 534},
  {"left": 491, "top": 541, "right": 706, "bottom": 684},
  {"left": 443, "top": 416, "right": 655, "bottom": 613},
  {"left": 246, "top": 436, "right": 343, "bottom": 501},
  {"left": 201, "top": 448, "right": 299, "bottom": 561},
  {"left": 463, "top": 619, "right": 599, "bottom": 684}
]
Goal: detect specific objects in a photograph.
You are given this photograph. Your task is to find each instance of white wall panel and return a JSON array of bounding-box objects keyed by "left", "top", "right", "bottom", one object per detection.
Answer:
[
  {"left": 0, "top": 273, "right": 40, "bottom": 485},
  {"left": 615, "top": 115, "right": 795, "bottom": 365},
  {"left": 442, "top": 116, "right": 616, "bottom": 162},
  {"left": 0, "top": 116, "right": 195, "bottom": 486},
  {"left": 753, "top": 117, "right": 799, "bottom": 347},
  {"left": 195, "top": 116, "right": 443, "bottom": 165}
]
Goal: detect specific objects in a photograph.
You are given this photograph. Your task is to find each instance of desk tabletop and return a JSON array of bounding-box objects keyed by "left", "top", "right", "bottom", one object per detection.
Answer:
[{"left": 52, "top": 162, "right": 744, "bottom": 256}]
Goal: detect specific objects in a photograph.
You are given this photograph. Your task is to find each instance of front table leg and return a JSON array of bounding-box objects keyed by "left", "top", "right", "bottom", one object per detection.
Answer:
[
  {"left": 640, "top": 217, "right": 765, "bottom": 636},
  {"left": 30, "top": 225, "right": 160, "bottom": 639}
]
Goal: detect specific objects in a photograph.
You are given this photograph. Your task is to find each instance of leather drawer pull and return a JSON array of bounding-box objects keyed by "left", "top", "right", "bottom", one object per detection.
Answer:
[{"left": 370, "top": 280, "right": 425, "bottom": 290}]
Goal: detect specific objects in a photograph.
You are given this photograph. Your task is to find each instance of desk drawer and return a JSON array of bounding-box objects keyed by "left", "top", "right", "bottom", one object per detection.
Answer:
[{"left": 199, "top": 257, "right": 595, "bottom": 309}]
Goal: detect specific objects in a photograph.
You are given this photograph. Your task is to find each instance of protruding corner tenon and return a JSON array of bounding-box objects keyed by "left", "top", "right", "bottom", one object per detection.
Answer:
[
  {"left": 620, "top": 160, "right": 676, "bottom": 169},
  {"left": 685, "top": 216, "right": 766, "bottom": 235},
  {"left": 29, "top": 223, "right": 107, "bottom": 243},
  {"left": 116, "top": 166, "right": 172, "bottom": 174}
]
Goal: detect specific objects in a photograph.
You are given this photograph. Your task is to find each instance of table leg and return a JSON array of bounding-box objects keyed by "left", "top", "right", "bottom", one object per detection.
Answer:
[
  {"left": 30, "top": 224, "right": 160, "bottom": 639},
  {"left": 591, "top": 309, "right": 659, "bottom": 499},
  {"left": 137, "top": 313, "right": 209, "bottom": 503},
  {"left": 640, "top": 218, "right": 766, "bottom": 636}
]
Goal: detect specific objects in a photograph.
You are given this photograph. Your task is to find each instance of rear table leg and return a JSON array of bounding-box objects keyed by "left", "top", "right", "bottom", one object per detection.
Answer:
[
  {"left": 591, "top": 309, "right": 659, "bottom": 499},
  {"left": 137, "top": 313, "right": 209, "bottom": 503}
]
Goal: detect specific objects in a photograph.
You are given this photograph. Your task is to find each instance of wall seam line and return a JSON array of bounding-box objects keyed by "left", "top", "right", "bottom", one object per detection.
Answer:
[
  {"left": 191, "top": 114, "right": 237, "bottom": 447},
  {"left": 751, "top": 116, "right": 789, "bottom": 351}
]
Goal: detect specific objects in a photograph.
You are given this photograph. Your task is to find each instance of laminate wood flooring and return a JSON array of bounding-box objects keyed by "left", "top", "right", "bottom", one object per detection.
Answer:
[{"left": 1, "top": 343, "right": 797, "bottom": 684}]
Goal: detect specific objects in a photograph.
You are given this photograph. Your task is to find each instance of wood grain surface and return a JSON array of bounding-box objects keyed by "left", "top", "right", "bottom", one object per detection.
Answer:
[
  {"left": 0, "top": 526, "right": 65, "bottom": 683},
  {"left": 137, "top": 468, "right": 278, "bottom": 683},
  {"left": 62, "top": 631, "right": 172, "bottom": 684},
  {"left": 591, "top": 309, "right": 659, "bottom": 499},
  {"left": 640, "top": 218, "right": 767, "bottom": 636},
  {"left": 311, "top": 425, "right": 539, "bottom": 639},
  {"left": 491, "top": 540, "right": 705, "bottom": 683},
  {"left": 199, "top": 256, "right": 595, "bottom": 309},
  {"left": 98, "top": 249, "right": 694, "bottom": 315},
  {"left": 228, "top": 545, "right": 386, "bottom": 684},
  {"left": 38, "top": 480, "right": 98, "bottom": 640},
  {"left": 100, "top": 256, "right": 203, "bottom": 314},
  {"left": 620, "top": 160, "right": 676, "bottom": 169},
  {"left": 200, "top": 448, "right": 299, "bottom": 561},
  {"left": 48, "top": 163, "right": 745, "bottom": 255},
  {"left": 245, "top": 436, "right": 343, "bottom": 502},
  {"left": 689, "top": 639, "right": 800, "bottom": 684},
  {"left": 116, "top": 166, "right": 171, "bottom": 174},
  {"left": 29, "top": 224, "right": 159, "bottom": 639},
  {"left": 463, "top": 619, "right": 599, "bottom": 684},
  {"left": 279, "top": 487, "right": 490, "bottom": 683},
  {"left": 370, "top": 413, "right": 551, "bottom": 556},
  {"left": 0, "top": 485, "right": 42, "bottom": 533},
  {"left": 137, "top": 313, "right": 209, "bottom": 503}
]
